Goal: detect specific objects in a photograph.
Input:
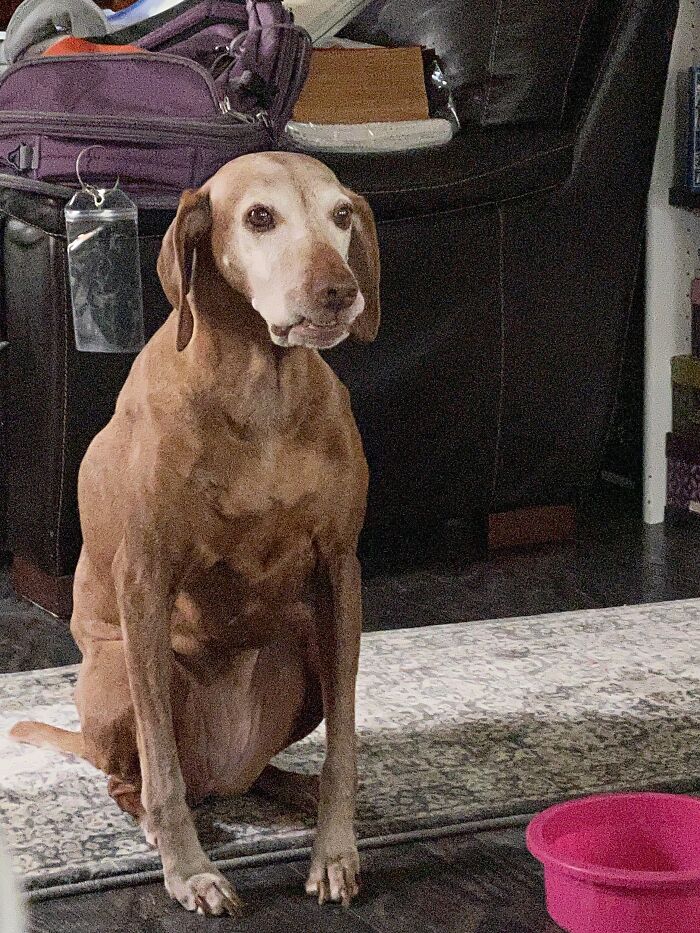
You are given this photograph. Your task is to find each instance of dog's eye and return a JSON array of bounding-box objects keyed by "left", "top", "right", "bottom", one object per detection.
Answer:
[
  {"left": 333, "top": 204, "right": 353, "bottom": 230},
  {"left": 246, "top": 205, "right": 275, "bottom": 231}
]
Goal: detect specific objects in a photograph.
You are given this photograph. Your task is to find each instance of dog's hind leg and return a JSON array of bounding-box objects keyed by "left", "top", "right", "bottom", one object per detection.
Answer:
[
  {"left": 250, "top": 766, "right": 320, "bottom": 816},
  {"left": 108, "top": 775, "right": 157, "bottom": 847}
]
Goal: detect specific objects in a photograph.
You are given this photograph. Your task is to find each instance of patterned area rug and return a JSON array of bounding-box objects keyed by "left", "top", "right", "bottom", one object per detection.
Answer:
[{"left": 2, "top": 599, "right": 700, "bottom": 899}]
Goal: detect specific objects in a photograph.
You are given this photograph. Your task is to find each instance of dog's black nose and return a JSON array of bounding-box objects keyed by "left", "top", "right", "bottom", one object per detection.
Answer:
[{"left": 320, "top": 282, "right": 358, "bottom": 312}]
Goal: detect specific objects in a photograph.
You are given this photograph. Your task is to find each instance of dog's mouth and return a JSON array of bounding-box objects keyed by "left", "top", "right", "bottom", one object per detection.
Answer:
[{"left": 271, "top": 319, "right": 349, "bottom": 349}]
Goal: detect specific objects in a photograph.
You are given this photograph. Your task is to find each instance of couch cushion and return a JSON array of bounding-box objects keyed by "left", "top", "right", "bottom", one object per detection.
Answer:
[
  {"left": 342, "top": 0, "right": 627, "bottom": 127},
  {"left": 317, "top": 122, "right": 574, "bottom": 218}
]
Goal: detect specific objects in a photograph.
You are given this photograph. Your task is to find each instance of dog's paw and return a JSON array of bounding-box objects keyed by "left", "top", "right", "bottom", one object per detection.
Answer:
[
  {"left": 305, "top": 844, "right": 360, "bottom": 907},
  {"left": 165, "top": 867, "right": 243, "bottom": 917}
]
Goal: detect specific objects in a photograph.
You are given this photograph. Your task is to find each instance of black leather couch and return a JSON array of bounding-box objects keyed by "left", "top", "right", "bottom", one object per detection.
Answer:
[{"left": 0, "top": 0, "right": 679, "bottom": 589}]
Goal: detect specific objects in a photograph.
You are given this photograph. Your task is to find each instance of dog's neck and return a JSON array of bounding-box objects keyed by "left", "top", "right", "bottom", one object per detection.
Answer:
[{"left": 185, "top": 260, "right": 313, "bottom": 435}]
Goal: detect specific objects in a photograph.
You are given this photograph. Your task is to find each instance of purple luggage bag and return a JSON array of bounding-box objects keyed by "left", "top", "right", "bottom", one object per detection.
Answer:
[{"left": 0, "top": 0, "right": 311, "bottom": 195}]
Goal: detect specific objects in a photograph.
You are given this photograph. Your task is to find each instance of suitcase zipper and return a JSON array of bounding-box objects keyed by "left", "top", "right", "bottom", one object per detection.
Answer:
[
  {"left": 109, "top": 0, "right": 246, "bottom": 48},
  {"left": 140, "top": 16, "right": 250, "bottom": 52},
  {"left": 1, "top": 112, "right": 272, "bottom": 176},
  {"left": 1, "top": 51, "right": 253, "bottom": 118},
  {"left": 0, "top": 110, "right": 270, "bottom": 141},
  {"left": 264, "top": 24, "right": 312, "bottom": 128},
  {"left": 212, "top": 24, "right": 310, "bottom": 135},
  {"left": 0, "top": 51, "right": 277, "bottom": 175}
]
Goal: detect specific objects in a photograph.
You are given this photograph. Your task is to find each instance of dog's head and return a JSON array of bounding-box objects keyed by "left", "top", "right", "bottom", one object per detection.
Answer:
[{"left": 157, "top": 153, "right": 380, "bottom": 352}]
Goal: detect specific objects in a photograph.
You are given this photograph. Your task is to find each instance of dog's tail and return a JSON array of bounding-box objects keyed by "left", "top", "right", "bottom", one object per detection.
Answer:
[{"left": 9, "top": 721, "right": 84, "bottom": 757}]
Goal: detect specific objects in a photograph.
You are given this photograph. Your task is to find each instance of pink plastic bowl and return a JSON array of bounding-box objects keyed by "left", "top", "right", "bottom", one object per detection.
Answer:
[{"left": 526, "top": 793, "right": 700, "bottom": 933}]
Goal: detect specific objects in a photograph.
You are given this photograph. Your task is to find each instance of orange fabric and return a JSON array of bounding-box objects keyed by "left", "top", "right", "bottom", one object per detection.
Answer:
[{"left": 42, "top": 38, "right": 144, "bottom": 57}]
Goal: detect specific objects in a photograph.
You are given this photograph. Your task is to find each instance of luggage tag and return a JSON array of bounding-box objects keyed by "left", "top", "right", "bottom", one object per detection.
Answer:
[{"left": 65, "top": 146, "right": 145, "bottom": 353}]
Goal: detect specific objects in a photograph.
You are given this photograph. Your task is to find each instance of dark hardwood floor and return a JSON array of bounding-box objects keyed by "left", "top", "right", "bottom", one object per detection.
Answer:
[
  {"left": 3, "top": 483, "right": 699, "bottom": 933},
  {"left": 26, "top": 834, "right": 562, "bottom": 933}
]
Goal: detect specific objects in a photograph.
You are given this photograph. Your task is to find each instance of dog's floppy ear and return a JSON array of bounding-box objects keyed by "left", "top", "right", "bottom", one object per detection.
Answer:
[
  {"left": 157, "top": 189, "right": 212, "bottom": 352},
  {"left": 347, "top": 193, "right": 380, "bottom": 342}
]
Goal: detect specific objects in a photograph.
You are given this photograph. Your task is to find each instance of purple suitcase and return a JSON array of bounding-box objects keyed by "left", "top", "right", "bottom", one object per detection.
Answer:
[{"left": 0, "top": 0, "right": 311, "bottom": 195}]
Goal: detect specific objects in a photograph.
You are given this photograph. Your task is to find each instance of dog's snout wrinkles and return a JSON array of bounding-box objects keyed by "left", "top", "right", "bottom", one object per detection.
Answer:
[{"left": 302, "top": 242, "right": 359, "bottom": 323}]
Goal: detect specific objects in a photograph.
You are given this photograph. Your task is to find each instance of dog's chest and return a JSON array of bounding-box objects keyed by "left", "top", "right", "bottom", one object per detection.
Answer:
[
  {"left": 194, "top": 429, "right": 352, "bottom": 573},
  {"left": 202, "top": 433, "right": 333, "bottom": 517},
  {"left": 189, "top": 441, "right": 326, "bottom": 611}
]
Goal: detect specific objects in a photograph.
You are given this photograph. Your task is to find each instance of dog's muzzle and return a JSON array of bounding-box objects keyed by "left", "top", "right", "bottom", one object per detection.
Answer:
[
  {"left": 271, "top": 319, "right": 349, "bottom": 349},
  {"left": 271, "top": 291, "right": 364, "bottom": 349}
]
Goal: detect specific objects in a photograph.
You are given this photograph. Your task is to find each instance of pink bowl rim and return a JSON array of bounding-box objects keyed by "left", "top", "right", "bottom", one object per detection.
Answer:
[{"left": 526, "top": 792, "right": 700, "bottom": 890}]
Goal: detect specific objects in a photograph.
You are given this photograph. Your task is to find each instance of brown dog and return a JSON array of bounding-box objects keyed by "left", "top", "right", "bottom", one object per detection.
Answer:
[{"left": 10, "top": 152, "right": 380, "bottom": 916}]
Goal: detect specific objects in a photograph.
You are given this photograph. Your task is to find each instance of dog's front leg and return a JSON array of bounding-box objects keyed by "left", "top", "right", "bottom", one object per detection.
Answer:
[
  {"left": 306, "top": 549, "right": 362, "bottom": 907},
  {"left": 113, "top": 532, "right": 242, "bottom": 917}
]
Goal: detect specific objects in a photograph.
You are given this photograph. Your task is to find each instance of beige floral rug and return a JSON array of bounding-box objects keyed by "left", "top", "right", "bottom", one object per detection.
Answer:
[{"left": 2, "top": 599, "right": 700, "bottom": 899}]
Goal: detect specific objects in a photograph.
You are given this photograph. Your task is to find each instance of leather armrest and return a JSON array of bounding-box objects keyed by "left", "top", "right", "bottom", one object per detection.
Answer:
[{"left": 316, "top": 123, "right": 574, "bottom": 218}]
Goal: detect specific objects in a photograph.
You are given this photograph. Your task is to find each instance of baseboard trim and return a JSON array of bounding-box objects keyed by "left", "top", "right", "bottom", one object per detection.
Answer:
[
  {"left": 487, "top": 505, "right": 576, "bottom": 553},
  {"left": 11, "top": 557, "right": 73, "bottom": 620}
]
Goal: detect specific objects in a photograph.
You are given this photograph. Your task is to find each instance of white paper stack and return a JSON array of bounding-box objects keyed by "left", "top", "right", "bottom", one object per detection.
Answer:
[{"left": 285, "top": 118, "right": 454, "bottom": 152}]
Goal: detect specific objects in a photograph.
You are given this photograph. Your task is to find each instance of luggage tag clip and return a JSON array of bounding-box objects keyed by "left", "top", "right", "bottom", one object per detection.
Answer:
[{"left": 65, "top": 146, "right": 145, "bottom": 353}]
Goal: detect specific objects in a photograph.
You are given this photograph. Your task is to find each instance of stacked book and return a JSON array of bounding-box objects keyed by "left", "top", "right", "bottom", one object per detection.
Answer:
[
  {"left": 286, "top": 43, "right": 455, "bottom": 152},
  {"left": 667, "top": 275, "right": 700, "bottom": 520}
]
